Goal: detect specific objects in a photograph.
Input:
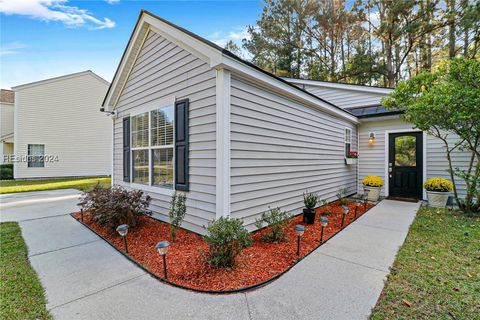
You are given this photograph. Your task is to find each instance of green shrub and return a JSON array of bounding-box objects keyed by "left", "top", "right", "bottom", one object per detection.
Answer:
[
  {"left": 319, "top": 199, "right": 331, "bottom": 215},
  {"left": 254, "top": 207, "right": 291, "bottom": 243},
  {"left": 168, "top": 191, "right": 187, "bottom": 242},
  {"left": 78, "top": 184, "right": 151, "bottom": 232},
  {"left": 336, "top": 188, "right": 349, "bottom": 206},
  {"left": 303, "top": 191, "right": 319, "bottom": 211},
  {"left": 203, "top": 217, "right": 252, "bottom": 268},
  {"left": 0, "top": 164, "right": 13, "bottom": 180}
]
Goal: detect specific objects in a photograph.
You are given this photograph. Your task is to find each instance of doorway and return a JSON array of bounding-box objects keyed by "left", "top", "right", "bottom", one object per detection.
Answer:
[{"left": 388, "top": 132, "right": 423, "bottom": 199}]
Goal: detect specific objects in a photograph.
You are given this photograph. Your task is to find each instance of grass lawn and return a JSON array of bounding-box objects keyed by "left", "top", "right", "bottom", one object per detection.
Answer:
[
  {"left": 0, "top": 222, "right": 51, "bottom": 319},
  {"left": 0, "top": 176, "right": 111, "bottom": 194},
  {"left": 371, "top": 207, "right": 480, "bottom": 319}
]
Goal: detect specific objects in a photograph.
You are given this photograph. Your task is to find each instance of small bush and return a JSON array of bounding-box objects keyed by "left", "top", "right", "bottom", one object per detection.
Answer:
[
  {"left": 254, "top": 207, "right": 291, "bottom": 243},
  {"left": 303, "top": 191, "right": 319, "bottom": 211},
  {"left": 0, "top": 164, "right": 13, "bottom": 180},
  {"left": 336, "top": 188, "right": 349, "bottom": 206},
  {"left": 78, "top": 184, "right": 151, "bottom": 232},
  {"left": 203, "top": 217, "right": 252, "bottom": 268},
  {"left": 319, "top": 199, "right": 331, "bottom": 215},
  {"left": 169, "top": 192, "right": 187, "bottom": 242}
]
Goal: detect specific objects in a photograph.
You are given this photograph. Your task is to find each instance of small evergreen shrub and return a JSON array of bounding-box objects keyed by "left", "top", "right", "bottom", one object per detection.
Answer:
[
  {"left": 203, "top": 217, "right": 252, "bottom": 268},
  {"left": 303, "top": 191, "right": 319, "bottom": 211},
  {"left": 78, "top": 184, "right": 151, "bottom": 232},
  {"left": 169, "top": 192, "right": 187, "bottom": 242},
  {"left": 319, "top": 199, "right": 331, "bottom": 215},
  {"left": 336, "top": 188, "right": 349, "bottom": 206},
  {"left": 0, "top": 164, "right": 13, "bottom": 180},
  {"left": 254, "top": 207, "right": 291, "bottom": 243}
]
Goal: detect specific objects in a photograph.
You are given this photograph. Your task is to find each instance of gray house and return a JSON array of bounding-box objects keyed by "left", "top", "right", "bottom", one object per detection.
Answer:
[{"left": 103, "top": 10, "right": 469, "bottom": 234}]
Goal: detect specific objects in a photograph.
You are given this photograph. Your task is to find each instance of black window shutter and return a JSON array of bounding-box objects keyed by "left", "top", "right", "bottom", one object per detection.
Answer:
[
  {"left": 175, "top": 99, "right": 189, "bottom": 191},
  {"left": 123, "top": 117, "right": 131, "bottom": 182}
]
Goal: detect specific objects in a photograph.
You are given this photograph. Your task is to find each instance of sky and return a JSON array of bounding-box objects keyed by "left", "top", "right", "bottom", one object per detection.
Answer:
[{"left": 0, "top": 0, "right": 263, "bottom": 89}]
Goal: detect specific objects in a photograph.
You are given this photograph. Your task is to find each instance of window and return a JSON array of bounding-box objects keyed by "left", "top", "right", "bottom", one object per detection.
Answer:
[
  {"left": 28, "top": 144, "right": 45, "bottom": 168},
  {"left": 131, "top": 105, "right": 174, "bottom": 188},
  {"left": 344, "top": 128, "right": 352, "bottom": 157}
]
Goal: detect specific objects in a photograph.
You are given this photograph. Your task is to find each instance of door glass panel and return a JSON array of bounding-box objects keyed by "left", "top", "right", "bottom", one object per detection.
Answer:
[{"left": 395, "top": 136, "right": 416, "bottom": 166}]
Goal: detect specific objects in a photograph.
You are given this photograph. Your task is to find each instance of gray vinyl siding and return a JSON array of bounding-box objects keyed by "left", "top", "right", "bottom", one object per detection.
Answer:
[
  {"left": 358, "top": 117, "right": 471, "bottom": 198},
  {"left": 300, "top": 84, "right": 390, "bottom": 108},
  {"left": 112, "top": 30, "right": 216, "bottom": 234},
  {"left": 230, "top": 76, "right": 358, "bottom": 229}
]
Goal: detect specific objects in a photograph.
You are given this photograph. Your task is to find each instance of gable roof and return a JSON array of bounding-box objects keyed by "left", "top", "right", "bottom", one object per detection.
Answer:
[
  {"left": 283, "top": 77, "right": 394, "bottom": 95},
  {"left": 0, "top": 89, "right": 14, "bottom": 103},
  {"left": 103, "top": 10, "right": 358, "bottom": 123},
  {"left": 12, "top": 70, "right": 109, "bottom": 91}
]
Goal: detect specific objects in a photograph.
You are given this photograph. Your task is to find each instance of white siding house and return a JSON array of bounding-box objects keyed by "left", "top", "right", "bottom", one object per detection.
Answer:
[
  {"left": 0, "top": 89, "right": 15, "bottom": 164},
  {"left": 104, "top": 10, "right": 473, "bottom": 234},
  {"left": 103, "top": 11, "right": 358, "bottom": 234},
  {"left": 13, "top": 71, "right": 112, "bottom": 179}
]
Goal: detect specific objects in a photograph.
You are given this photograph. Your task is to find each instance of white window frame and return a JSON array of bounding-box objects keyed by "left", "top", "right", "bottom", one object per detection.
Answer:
[
  {"left": 129, "top": 97, "right": 175, "bottom": 196},
  {"left": 344, "top": 127, "right": 352, "bottom": 157},
  {"left": 27, "top": 144, "right": 45, "bottom": 168}
]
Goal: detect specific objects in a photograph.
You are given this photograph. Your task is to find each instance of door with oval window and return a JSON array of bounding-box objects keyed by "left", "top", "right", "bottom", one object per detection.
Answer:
[{"left": 388, "top": 132, "right": 423, "bottom": 199}]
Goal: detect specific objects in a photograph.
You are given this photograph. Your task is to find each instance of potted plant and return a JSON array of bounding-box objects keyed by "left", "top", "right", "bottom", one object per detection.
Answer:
[
  {"left": 424, "top": 177, "right": 453, "bottom": 208},
  {"left": 362, "top": 176, "right": 384, "bottom": 202},
  {"left": 345, "top": 150, "right": 358, "bottom": 165},
  {"left": 303, "top": 191, "right": 319, "bottom": 224}
]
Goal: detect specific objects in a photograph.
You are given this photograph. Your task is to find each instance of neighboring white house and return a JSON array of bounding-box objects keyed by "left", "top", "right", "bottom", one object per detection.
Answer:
[
  {"left": 12, "top": 71, "right": 112, "bottom": 179},
  {"left": 102, "top": 10, "right": 471, "bottom": 234},
  {"left": 0, "top": 89, "right": 15, "bottom": 164}
]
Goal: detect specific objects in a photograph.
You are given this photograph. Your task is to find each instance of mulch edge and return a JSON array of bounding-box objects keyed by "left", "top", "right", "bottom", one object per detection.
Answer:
[{"left": 70, "top": 203, "right": 376, "bottom": 295}]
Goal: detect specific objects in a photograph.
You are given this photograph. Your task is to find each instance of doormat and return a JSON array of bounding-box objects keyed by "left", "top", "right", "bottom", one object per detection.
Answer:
[{"left": 385, "top": 196, "right": 419, "bottom": 203}]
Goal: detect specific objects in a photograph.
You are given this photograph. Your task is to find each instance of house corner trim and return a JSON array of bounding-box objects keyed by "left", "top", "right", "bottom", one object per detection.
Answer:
[{"left": 215, "top": 69, "right": 231, "bottom": 218}]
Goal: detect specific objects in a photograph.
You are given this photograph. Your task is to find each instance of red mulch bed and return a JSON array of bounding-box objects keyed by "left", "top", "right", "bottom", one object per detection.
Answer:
[{"left": 73, "top": 200, "right": 374, "bottom": 292}]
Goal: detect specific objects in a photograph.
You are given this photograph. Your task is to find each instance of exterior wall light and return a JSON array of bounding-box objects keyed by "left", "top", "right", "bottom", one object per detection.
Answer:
[
  {"left": 368, "top": 132, "right": 376, "bottom": 145},
  {"left": 294, "top": 225, "right": 305, "bottom": 256},
  {"left": 155, "top": 241, "right": 170, "bottom": 279},
  {"left": 341, "top": 205, "right": 350, "bottom": 228},
  {"left": 116, "top": 224, "right": 129, "bottom": 254},
  {"left": 319, "top": 217, "right": 329, "bottom": 243}
]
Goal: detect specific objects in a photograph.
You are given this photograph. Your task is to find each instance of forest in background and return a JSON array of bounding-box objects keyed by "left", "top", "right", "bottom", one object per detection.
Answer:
[{"left": 225, "top": 0, "right": 480, "bottom": 87}]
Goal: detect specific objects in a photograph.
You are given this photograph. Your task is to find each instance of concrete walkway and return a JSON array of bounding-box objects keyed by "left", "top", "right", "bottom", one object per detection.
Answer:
[{"left": 0, "top": 190, "right": 420, "bottom": 320}]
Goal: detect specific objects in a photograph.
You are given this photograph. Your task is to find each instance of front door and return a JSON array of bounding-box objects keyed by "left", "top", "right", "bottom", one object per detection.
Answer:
[{"left": 388, "top": 132, "right": 423, "bottom": 199}]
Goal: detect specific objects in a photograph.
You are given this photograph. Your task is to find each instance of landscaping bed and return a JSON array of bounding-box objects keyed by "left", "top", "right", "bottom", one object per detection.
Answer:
[{"left": 73, "top": 200, "right": 374, "bottom": 293}]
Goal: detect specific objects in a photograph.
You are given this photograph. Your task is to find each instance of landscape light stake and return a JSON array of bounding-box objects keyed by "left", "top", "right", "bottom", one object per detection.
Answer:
[
  {"left": 155, "top": 241, "right": 170, "bottom": 279},
  {"left": 116, "top": 224, "right": 129, "bottom": 254},
  {"left": 80, "top": 209, "right": 84, "bottom": 222},
  {"left": 294, "top": 225, "right": 305, "bottom": 256},
  {"left": 319, "top": 217, "right": 329, "bottom": 244},
  {"left": 363, "top": 192, "right": 369, "bottom": 211},
  {"left": 341, "top": 205, "right": 349, "bottom": 229},
  {"left": 354, "top": 200, "right": 361, "bottom": 219}
]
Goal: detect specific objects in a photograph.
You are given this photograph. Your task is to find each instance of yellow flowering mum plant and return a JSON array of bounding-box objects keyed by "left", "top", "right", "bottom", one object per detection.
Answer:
[
  {"left": 362, "top": 176, "right": 384, "bottom": 187},
  {"left": 423, "top": 177, "right": 453, "bottom": 192}
]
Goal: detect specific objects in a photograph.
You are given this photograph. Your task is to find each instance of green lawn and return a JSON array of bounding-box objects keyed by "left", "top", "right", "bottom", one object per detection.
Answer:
[
  {"left": 0, "top": 222, "right": 51, "bottom": 319},
  {"left": 371, "top": 207, "right": 480, "bottom": 319},
  {"left": 0, "top": 176, "right": 111, "bottom": 194}
]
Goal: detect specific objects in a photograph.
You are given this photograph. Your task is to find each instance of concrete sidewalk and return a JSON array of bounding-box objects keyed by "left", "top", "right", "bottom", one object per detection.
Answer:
[{"left": 2, "top": 190, "right": 420, "bottom": 320}]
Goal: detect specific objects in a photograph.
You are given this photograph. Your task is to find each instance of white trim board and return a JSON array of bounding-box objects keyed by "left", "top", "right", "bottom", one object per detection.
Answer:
[
  {"left": 284, "top": 78, "right": 394, "bottom": 95},
  {"left": 215, "top": 69, "right": 231, "bottom": 218},
  {"left": 384, "top": 129, "right": 427, "bottom": 200},
  {"left": 12, "top": 70, "right": 109, "bottom": 91}
]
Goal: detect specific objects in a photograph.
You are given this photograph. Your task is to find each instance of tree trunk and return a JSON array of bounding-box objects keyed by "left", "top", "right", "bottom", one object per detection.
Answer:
[{"left": 448, "top": 0, "right": 457, "bottom": 59}]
